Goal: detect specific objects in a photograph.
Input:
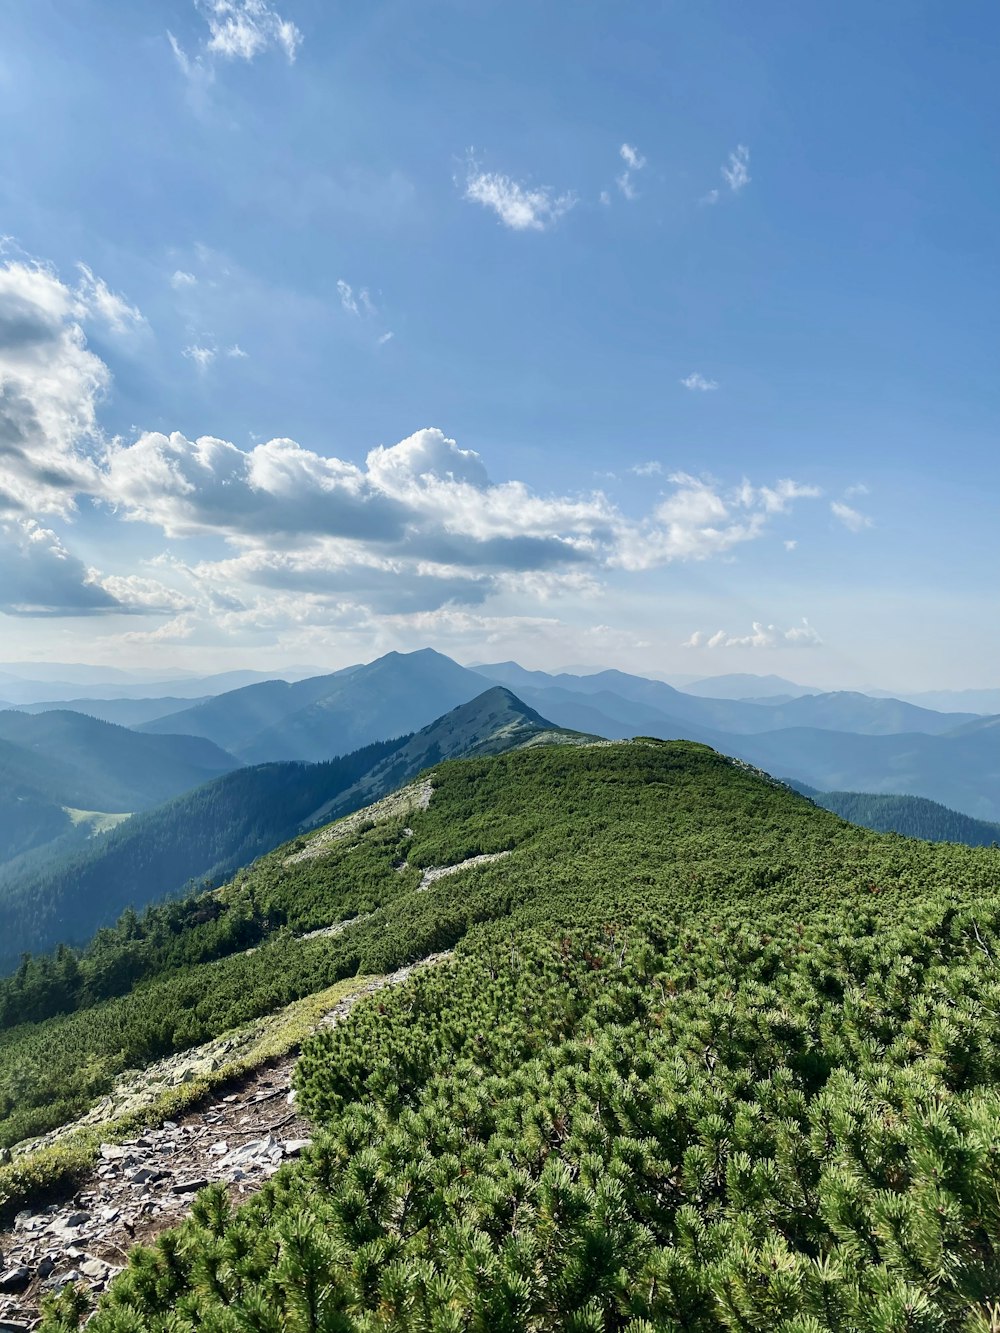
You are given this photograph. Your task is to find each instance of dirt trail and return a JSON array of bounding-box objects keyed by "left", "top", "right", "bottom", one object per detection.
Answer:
[{"left": 0, "top": 953, "right": 451, "bottom": 1328}]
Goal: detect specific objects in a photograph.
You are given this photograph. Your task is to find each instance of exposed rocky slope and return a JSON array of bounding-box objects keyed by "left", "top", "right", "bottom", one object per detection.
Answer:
[{"left": 0, "top": 955, "right": 450, "bottom": 1327}]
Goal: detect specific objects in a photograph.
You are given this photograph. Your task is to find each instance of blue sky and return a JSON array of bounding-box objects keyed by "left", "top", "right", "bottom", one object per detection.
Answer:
[{"left": 0, "top": 0, "right": 997, "bottom": 688}]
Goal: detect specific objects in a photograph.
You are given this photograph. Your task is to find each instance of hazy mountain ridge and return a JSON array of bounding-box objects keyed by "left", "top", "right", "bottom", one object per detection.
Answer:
[
  {"left": 139, "top": 649, "right": 492, "bottom": 762},
  {"left": 0, "top": 687, "right": 571, "bottom": 969},
  {"left": 475, "top": 661, "right": 980, "bottom": 736},
  {"left": 0, "top": 711, "right": 237, "bottom": 813},
  {"left": 812, "top": 789, "right": 1000, "bottom": 846}
]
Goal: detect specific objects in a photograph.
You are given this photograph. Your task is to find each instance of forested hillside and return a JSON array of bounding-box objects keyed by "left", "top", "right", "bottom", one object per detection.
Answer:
[
  {"left": 816, "top": 789, "right": 1000, "bottom": 846},
  {"left": 0, "top": 688, "right": 569, "bottom": 970},
  {"left": 0, "top": 737, "right": 404, "bottom": 972},
  {"left": 0, "top": 741, "right": 999, "bottom": 1328},
  {"left": 0, "top": 711, "right": 237, "bottom": 813}
]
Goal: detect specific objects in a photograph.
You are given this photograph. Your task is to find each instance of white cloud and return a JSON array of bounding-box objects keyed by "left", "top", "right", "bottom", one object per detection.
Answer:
[
  {"left": 680, "top": 372, "right": 718, "bottom": 392},
  {"left": 631, "top": 461, "right": 663, "bottom": 477},
  {"left": 120, "top": 613, "right": 199, "bottom": 645},
  {"left": 721, "top": 144, "right": 751, "bottom": 193},
  {"left": 169, "top": 1, "right": 301, "bottom": 95},
  {"left": 171, "top": 270, "right": 198, "bottom": 289},
  {"left": 701, "top": 145, "right": 751, "bottom": 204},
  {"left": 616, "top": 142, "right": 646, "bottom": 200},
  {"left": 75, "top": 265, "right": 145, "bottom": 335},
  {"left": 377, "top": 331, "right": 394, "bottom": 346},
  {"left": 226, "top": 343, "right": 249, "bottom": 358},
  {"left": 197, "top": 0, "right": 300, "bottom": 62},
  {"left": 337, "top": 280, "right": 378, "bottom": 318},
  {"left": 684, "top": 618, "right": 821, "bottom": 650},
  {"left": 0, "top": 260, "right": 108, "bottom": 517},
  {"left": 830, "top": 500, "right": 872, "bottom": 532},
  {"left": 336, "top": 279, "right": 358, "bottom": 315},
  {"left": 0, "top": 257, "right": 836, "bottom": 627},
  {"left": 463, "top": 159, "right": 576, "bottom": 231},
  {"left": 612, "top": 473, "right": 822, "bottom": 571},
  {"left": 784, "top": 539, "right": 798, "bottom": 551},
  {"left": 599, "top": 190, "right": 611, "bottom": 206},
  {"left": 756, "top": 480, "right": 821, "bottom": 513},
  {"left": 183, "top": 343, "right": 216, "bottom": 371},
  {"left": 0, "top": 520, "right": 122, "bottom": 617}
]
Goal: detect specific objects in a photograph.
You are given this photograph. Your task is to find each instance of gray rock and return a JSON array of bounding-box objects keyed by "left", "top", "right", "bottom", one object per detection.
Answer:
[
  {"left": 129, "top": 1167, "right": 165, "bottom": 1185},
  {"left": 283, "top": 1139, "right": 311, "bottom": 1157},
  {"left": 0, "top": 1269, "right": 29, "bottom": 1294},
  {"left": 171, "top": 1178, "right": 209, "bottom": 1194},
  {"left": 64, "top": 1211, "right": 90, "bottom": 1228},
  {"left": 44, "top": 1268, "right": 82, "bottom": 1290}
]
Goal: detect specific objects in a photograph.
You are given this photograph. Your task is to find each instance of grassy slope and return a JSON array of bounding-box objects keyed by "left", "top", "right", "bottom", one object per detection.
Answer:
[{"left": 20, "top": 740, "right": 1000, "bottom": 1329}]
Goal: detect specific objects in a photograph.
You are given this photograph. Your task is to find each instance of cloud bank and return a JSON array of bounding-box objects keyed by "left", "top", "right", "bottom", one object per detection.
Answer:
[{"left": 0, "top": 259, "right": 829, "bottom": 636}]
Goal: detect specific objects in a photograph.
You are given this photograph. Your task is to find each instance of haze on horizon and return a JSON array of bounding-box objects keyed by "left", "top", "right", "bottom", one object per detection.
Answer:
[{"left": 0, "top": 2, "right": 997, "bottom": 692}]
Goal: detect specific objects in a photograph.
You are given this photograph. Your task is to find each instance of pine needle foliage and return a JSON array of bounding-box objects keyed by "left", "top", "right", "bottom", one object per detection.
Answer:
[{"left": 23, "top": 740, "right": 1000, "bottom": 1330}]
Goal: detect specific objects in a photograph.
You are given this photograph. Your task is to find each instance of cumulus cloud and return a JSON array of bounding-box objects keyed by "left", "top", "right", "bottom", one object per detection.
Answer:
[
  {"left": 684, "top": 618, "right": 821, "bottom": 650},
  {"left": 0, "top": 520, "right": 122, "bottom": 617},
  {"left": 0, "top": 256, "right": 831, "bottom": 626},
  {"left": 200, "top": 0, "right": 301, "bottom": 62},
  {"left": 631, "top": 461, "right": 663, "bottom": 477},
  {"left": 830, "top": 500, "right": 872, "bottom": 532},
  {"left": 463, "top": 158, "right": 576, "bottom": 231},
  {"left": 616, "top": 142, "right": 646, "bottom": 200},
  {"left": 680, "top": 372, "right": 718, "bottom": 391},
  {"left": 613, "top": 474, "right": 821, "bottom": 571},
  {"left": 0, "top": 260, "right": 110, "bottom": 516},
  {"left": 171, "top": 270, "right": 198, "bottom": 289}
]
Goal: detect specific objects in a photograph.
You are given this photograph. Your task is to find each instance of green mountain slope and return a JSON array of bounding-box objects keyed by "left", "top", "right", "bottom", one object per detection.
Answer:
[
  {"left": 0, "top": 689, "right": 570, "bottom": 975},
  {"left": 0, "top": 710, "right": 238, "bottom": 812},
  {"left": 0, "top": 737, "right": 406, "bottom": 971},
  {"left": 812, "top": 788, "right": 1000, "bottom": 845},
  {"left": 9, "top": 739, "right": 1000, "bottom": 1331},
  {"left": 305, "top": 684, "right": 587, "bottom": 824}
]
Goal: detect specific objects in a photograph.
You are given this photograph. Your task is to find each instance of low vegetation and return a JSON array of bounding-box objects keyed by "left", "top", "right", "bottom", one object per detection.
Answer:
[{"left": 3, "top": 739, "right": 997, "bottom": 1329}]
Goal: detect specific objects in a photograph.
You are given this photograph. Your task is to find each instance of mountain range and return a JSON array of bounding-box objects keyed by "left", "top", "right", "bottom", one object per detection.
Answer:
[
  {"left": 0, "top": 687, "right": 576, "bottom": 968},
  {"left": 4, "top": 647, "right": 1000, "bottom": 968},
  {"left": 0, "top": 710, "right": 238, "bottom": 876}
]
